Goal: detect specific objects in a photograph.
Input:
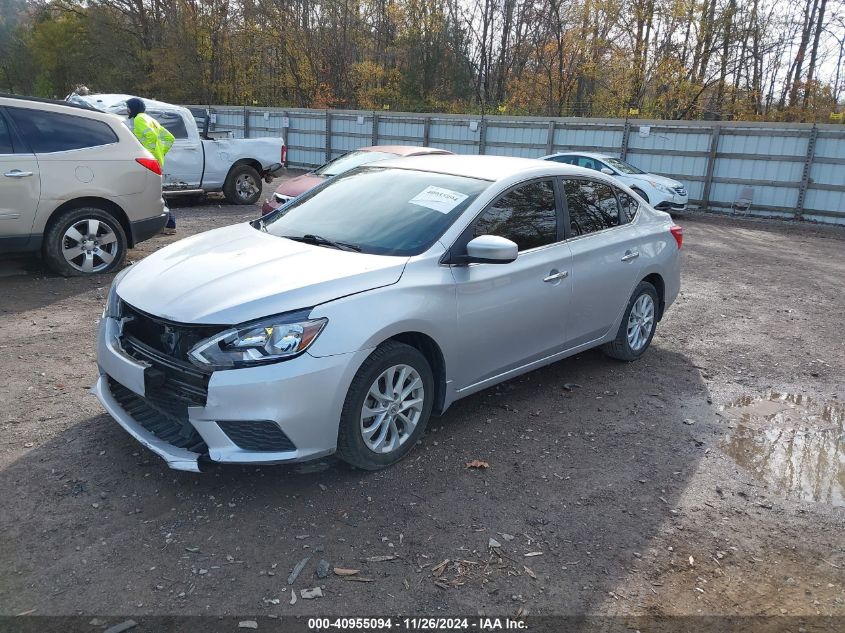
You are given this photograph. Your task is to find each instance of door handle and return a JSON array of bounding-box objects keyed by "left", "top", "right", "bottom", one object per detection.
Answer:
[
  {"left": 543, "top": 270, "right": 568, "bottom": 283},
  {"left": 4, "top": 170, "right": 34, "bottom": 178},
  {"left": 621, "top": 251, "right": 640, "bottom": 262}
]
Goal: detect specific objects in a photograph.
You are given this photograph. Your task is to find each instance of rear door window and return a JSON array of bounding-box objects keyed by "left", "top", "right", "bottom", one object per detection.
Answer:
[
  {"left": 148, "top": 110, "right": 188, "bottom": 139},
  {"left": 474, "top": 179, "right": 558, "bottom": 251},
  {"left": 7, "top": 107, "right": 118, "bottom": 153},
  {"left": 563, "top": 179, "right": 621, "bottom": 236},
  {"left": 575, "top": 156, "right": 602, "bottom": 171}
]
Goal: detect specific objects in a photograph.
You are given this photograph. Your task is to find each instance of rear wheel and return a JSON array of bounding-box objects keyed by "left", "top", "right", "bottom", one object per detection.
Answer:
[
  {"left": 43, "top": 207, "right": 127, "bottom": 277},
  {"left": 602, "top": 281, "right": 659, "bottom": 361},
  {"left": 336, "top": 341, "right": 434, "bottom": 470},
  {"left": 223, "top": 164, "right": 262, "bottom": 205}
]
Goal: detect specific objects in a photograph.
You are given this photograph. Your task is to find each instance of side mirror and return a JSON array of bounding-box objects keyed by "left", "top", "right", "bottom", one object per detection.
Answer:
[
  {"left": 601, "top": 167, "right": 615, "bottom": 175},
  {"left": 465, "top": 235, "right": 518, "bottom": 264}
]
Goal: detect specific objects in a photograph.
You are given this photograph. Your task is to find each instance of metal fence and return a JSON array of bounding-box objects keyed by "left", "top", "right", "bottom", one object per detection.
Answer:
[{"left": 187, "top": 105, "right": 845, "bottom": 224}]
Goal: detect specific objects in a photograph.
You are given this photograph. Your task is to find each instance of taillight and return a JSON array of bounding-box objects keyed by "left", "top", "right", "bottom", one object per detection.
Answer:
[
  {"left": 281, "top": 145, "right": 288, "bottom": 166},
  {"left": 136, "top": 157, "right": 162, "bottom": 175},
  {"left": 670, "top": 225, "right": 684, "bottom": 249}
]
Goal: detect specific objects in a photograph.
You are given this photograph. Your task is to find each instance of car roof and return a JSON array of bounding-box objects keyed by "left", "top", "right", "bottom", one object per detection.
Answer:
[
  {"left": 543, "top": 151, "right": 614, "bottom": 160},
  {"left": 0, "top": 93, "right": 125, "bottom": 125},
  {"left": 357, "top": 145, "right": 453, "bottom": 157},
  {"left": 68, "top": 93, "right": 187, "bottom": 115},
  {"left": 372, "top": 154, "right": 598, "bottom": 181}
]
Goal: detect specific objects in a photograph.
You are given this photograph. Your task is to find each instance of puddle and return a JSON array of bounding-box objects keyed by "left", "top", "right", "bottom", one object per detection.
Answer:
[{"left": 721, "top": 392, "right": 844, "bottom": 507}]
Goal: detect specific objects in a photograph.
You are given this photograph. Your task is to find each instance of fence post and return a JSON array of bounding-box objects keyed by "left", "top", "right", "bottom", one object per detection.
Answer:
[
  {"left": 795, "top": 124, "right": 818, "bottom": 220},
  {"left": 324, "top": 111, "right": 332, "bottom": 163},
  {"left": 478, "top": 118, "right": 487, "bottom": 155},
  {"left": 371, "top": 113, "right": 379, "bottom": 145},
  {"left": 620, "top": 120, "right": 631, "bottom": 160},
  {"left": 546, "top": 121, "right": 555, "bottom": 155},
  {"left": 282, "top": 110, "right": 289, "bottom": 165},
  {"left": 243, "top": 107, "right": 250, "bottom": 139},
  {"left": 701, "top": 125, "right": 721, "bottom": 210},
  {"left": 423, "top": 116, "right": 431, "bottom": 146}
]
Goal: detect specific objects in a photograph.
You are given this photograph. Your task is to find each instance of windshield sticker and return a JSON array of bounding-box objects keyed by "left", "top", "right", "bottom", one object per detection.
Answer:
[{"left": 409, "top": 186, "right": 469, "bottom": 214}]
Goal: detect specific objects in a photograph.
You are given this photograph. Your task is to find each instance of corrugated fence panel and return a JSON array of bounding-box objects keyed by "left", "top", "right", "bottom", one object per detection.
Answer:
[
  {"left": 199, "top": 105, "right": 845, "bottom": 223},
  {"left": 553, "top": 125, "right": 623, "bottom": 151},
  {"left": 378, "top": 117, "right": 425, "bottom": 143}
]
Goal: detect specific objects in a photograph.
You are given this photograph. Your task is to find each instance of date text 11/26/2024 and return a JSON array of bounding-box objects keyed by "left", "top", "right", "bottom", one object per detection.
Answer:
[{"left": 308, "top": 618, "right": 527, "bottom": 631}]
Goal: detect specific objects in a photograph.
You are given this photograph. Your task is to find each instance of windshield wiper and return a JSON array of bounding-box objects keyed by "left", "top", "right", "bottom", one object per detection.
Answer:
[{"left": 283, "top": 234, "right": 361, "bottom": 252}]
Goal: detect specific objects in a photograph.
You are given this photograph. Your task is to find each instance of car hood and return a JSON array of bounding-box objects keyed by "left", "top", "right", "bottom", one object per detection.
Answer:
[
  {"left": 116, "top": 223, "right": 408, "bottom": 324},
  {"left": 275, "top": 174, "right": 326, "bottom": 197},
  {"left": 628, "top": 173, "right": 684, "bottom": 189}
]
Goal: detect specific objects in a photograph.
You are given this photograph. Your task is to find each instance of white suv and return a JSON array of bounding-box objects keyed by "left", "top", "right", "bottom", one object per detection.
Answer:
[{"left": 0, "top": 94, "right": 167, "bottom": 275}]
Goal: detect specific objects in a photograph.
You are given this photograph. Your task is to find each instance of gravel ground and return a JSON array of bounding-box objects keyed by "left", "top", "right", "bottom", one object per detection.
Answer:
[{"left": 0, "top": 179, "right": 843, "bottom": 624}]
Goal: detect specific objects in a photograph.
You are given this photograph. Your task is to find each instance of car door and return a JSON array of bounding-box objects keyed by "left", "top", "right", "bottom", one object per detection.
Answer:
[
  {"left": 0, "top": 109, "right": 41, "bottom": 250},
  {"left": 562, "top": 178, "right": 645, "bottom": 348},
  {"left": 147, "top": 109, "right": 203, "bottom": 189},
  {"left": 450, "top": 178, "right": 572, "bottom": 391}
]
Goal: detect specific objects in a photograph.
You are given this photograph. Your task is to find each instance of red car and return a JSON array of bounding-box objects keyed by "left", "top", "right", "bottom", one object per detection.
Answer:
[{"left": 261, "top": 145, "right": 453, "bottom": 215}]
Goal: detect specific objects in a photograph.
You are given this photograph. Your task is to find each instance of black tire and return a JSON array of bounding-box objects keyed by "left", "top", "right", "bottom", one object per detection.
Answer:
[
  {"left": 42, "top": 207, "right": 127, "bottom": 277},
  {"left": 631, "top": 188, "right": 649, "bottom": 204},
  {"left": 336, "top": 341, "right": 434, "bottom": 470},
  {"left": 223, "top": 164, "right": 262, "bottom": 205},
  {"left": 602, "top": 281, "right": 659, "bottom": 362}
]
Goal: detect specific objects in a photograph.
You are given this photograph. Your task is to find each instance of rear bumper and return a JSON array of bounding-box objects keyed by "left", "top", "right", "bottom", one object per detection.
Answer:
[
  {"left": 129, "top": 209, "right": 168, "bottom": 246},
  {"left": 263, "top": 163, "right": 287, "bottom": 179}
]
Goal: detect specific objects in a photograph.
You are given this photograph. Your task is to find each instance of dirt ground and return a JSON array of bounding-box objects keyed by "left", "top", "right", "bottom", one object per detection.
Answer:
[{"left": 0, "top": 178, "right": 843, "bottom": 627}]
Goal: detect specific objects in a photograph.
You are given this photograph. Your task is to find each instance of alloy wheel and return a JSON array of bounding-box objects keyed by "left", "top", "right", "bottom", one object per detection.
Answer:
[
  {"left": 627, "top": 293, "right": 655, "bottom": 351},
  {"left": 360, "top": 364, "right": 425, "bottom": 454},
  {"left": 61, "top": 218, "right": 119, "bottom": 273},
  {"left": 236, "top": 173, "right": 259, "bottom": 201}
]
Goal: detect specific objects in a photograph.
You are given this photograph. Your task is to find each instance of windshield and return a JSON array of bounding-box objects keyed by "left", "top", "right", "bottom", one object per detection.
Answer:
[
  {"left": 603, "top": 157, "right": 645, "bottom": 175},
  {"left": 259, "top": 167, "right": 490, "bottom": 256},
  {"left": 314, "top": 150, "right": 398, "bottom": 177}
]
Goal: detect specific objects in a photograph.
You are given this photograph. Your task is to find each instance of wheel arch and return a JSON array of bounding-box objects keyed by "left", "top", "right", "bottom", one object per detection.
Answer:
[
  {"left": 227, "top": 158, "right": 263, "bottom": 176},
  {"left": 44, "top": 197, "right": 133, "bottom": 247},
  {"left": 642, "top": 272, "right": 666, "bottom": 320},
  {"left": 384, "top": 331, "right": 448, "bottom": 416}
]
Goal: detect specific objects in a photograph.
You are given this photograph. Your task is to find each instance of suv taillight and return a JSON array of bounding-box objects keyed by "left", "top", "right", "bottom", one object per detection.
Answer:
[
  {"left": 670, "top": 225, "right": 684, "bottom": 249},
  {"left": 281, "top": 145, "right": 288, "bottom": 166},
  {"left": 136, "top": 157, "right": 162, "bottom": 176}
]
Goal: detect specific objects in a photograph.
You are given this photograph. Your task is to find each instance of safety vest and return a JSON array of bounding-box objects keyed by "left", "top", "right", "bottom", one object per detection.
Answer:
[{"left": 131, "top": 112, "right": 175, "bottom": 167}]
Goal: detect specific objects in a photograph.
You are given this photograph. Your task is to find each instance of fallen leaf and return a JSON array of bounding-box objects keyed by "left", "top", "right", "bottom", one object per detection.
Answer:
[
  {"left": 524, "top": 551, "right": 543, "bottom": 557},
  {"left": 465, "top": 459, "right": 489, "bottom": 469},
  {"left": 361, "top": 555, "right": 398, "bottom": 562},
  {"left": 689, "top": 555, "right": 695, "bottom": 566},
  {"left": 523, "top": 565, "right": 536, "bottom": 579},
  {"left": 488, "top": 538, "right": 502, "bottom": 549},
  {"left": 333, "top": 567, "right": 360, "bottom": 576}
]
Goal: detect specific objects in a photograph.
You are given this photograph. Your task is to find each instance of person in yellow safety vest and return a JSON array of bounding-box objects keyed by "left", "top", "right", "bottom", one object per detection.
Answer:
[{"left": 126, "top": 97, "right": 177, "bottom": 234}]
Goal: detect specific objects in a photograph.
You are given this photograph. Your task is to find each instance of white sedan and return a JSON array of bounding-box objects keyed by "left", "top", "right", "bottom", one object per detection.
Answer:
[{"left": 541, "top": 151, "right": 688, "bottom": 212}]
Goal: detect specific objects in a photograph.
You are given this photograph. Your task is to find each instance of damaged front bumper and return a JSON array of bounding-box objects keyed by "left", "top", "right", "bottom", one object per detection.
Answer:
[{"left": 93, "top": 315, "right": 368, "bottom": 472}]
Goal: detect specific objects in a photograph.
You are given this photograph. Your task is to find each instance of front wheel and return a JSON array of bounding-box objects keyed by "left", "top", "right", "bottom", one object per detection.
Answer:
[
  {"left": 602, "top": 281, "right": 659, "bottom": 361},
  {"left": 631, "top": 188, "right": 649, "bottom": 204},
  {"left": 336, "top": 341, "right": 434, "bottom": 470},
  {"left": 223, "top": 164, "right": 262, "bottom": 205}
]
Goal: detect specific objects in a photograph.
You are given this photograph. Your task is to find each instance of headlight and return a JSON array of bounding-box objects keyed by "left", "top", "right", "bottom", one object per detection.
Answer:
[
  {"left": 188, "top": 312, "right": 327, "bottom": 370},
  {"left": 103, "top": 265, "right": 133, "bottom": 318},
  {"left": 648, "top": 180, "right": 673, "bottom": 195}
]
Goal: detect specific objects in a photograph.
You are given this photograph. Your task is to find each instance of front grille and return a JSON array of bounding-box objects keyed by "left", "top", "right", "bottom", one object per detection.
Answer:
[
  {"left": 108, "top": 377, "right": 208, "bottom": 453},
  {"left": 217, "top": 420, "right": 296, "bottom": 452},
  {"left": 121, "top": 302, "right": 221, "bottom": 362},
  {"left": 122, "top": 335, "right": 209, "bottom": 405},
  {"left": 673, "top": 186, "right": 687, "bottom": 196},
  {"left": 118, "top": 301, "right": 219, "bottom": 406}
]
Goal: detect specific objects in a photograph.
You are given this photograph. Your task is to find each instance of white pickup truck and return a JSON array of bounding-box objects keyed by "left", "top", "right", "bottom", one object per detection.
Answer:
[{"left": 67, "top": 94, "right": 286, "bottom": 205}]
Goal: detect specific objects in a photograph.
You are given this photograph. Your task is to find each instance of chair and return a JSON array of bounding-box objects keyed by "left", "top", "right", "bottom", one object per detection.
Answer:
[{"left": 731, "top": 186, "right": 754, "bottom": 215}]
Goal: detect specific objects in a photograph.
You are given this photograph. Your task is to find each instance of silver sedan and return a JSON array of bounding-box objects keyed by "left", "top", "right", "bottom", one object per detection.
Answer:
[{"left": 94, "top": 155, "right": 682, "bottom": 471}]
